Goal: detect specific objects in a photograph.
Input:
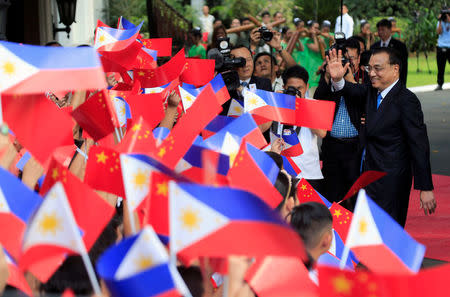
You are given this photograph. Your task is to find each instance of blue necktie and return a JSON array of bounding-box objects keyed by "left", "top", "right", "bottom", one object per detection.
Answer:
[
  {"left": 241, "top": 81, "right": 249, "bottom": 88},
  {"left": 376, "top": 93, "right": 382, "bottom": 109}
]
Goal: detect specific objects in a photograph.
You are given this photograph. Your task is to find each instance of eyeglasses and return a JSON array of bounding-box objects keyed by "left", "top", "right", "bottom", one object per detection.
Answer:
[{"left": 365, "top": 64, "right": 391, "bottom": 73}]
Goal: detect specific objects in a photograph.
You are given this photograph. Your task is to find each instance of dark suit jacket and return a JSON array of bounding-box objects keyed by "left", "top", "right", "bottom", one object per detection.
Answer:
[
  {"left": 341, "top": 80, "right": 433, "bottom": 226},
  {"left": 371, "top": 38, "right": 408, "bottom": 85}
]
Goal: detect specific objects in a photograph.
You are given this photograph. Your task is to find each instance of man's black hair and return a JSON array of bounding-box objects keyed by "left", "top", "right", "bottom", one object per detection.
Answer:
[
  {"left": 372, "top": 47, "right": 402, "bottom": 72},
  {"left": 241, "top": 17, "right": 251, "bottom": 23},
  {"left": 360, "top": 50, "right": 371, "bottom": 66},
  {"left": 351, "top": 35, "right": 366, "bottom": 49},
  {"left": 376, "top": 18, "right": 392, "bottom": 29},
  {"left": 345, "top": 37, "right": 361, "bottom": 56},
  {"left": 231, "top": 45, "right": 252, "bottom": 56},
  {"left": 177, "top": 266, "right": 204, "bottom": 297},
  {"left": 282, "top": 65, "right": 309, "bottom": 85},
  {"left": 265, "top": 151, "right": 283, "bottom": 169},
  {"left": 273, "top": 11, "right": 282, "bottom": 18},
  {"left": 254, "top": 52, "right": 277, "bottom": 66},
  {"left": 261, "top": 11, "right": 270, "bottom": 18},
  {"left": 289, "top": 202, "right": 333, "bottom": 249},
  {"left": 274, "top": 171, "right": 291, "bottom": 211},
  {"left": 307, "top": 20, "right": 318, "bottom": 28}
]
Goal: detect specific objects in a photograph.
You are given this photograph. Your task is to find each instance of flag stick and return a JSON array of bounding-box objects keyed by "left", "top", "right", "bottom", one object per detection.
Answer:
[
  {"left": 80, "top": 251, "right": 102, "bottom": 295},
  {"left": 222, "top": 275, "right": 229, "bottom": 297},
  {"left": 339, "top": 245, "right": 350, "bottom": 270},
  {"left": 119, "top": 125, "right": 124, "bottom": 139},
  {"left": 126, "top": 199, "right": 137, "bottom": 235},
  {"left": 114, "top": 127, "right": 122, "bottom": 143}
]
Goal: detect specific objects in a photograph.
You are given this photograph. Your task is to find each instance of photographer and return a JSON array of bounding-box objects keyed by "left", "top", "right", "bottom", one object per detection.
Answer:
[
  {"left": 313, "top": 37, "right": 365, "bottom": 205},
  {"left": 436, "top": 8, "right": 450, "bottom": 91}
]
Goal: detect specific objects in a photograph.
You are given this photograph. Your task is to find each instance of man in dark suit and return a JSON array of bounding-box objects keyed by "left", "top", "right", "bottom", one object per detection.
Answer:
[
  {"left": 326, "top": 47, "right": 436, "bottom": 227},
  {"left": 371, "top": 19, "right": 408, "bottom": 85},
  {"left": 222, "top": 45, "right": 272, "bottom": 140}
]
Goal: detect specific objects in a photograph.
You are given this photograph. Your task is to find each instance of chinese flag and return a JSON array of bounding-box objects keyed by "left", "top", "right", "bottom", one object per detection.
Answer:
[
  {"left": 141, "top": 38, "right": 172, "bottom": 57},
  {"left": 179, "top": 59, "right": 215, "bottom": 87},
  {"left": 99, "top": 40, "right": 143, "bottom": 70},
  {"left": 100, "top": 55, "right": 128, "bottom": 74},
  {"left": 295, "top": 98, "right": 336, "bottom": 131},
  {"left": 155, "top": 85, "right": 222, "bottom": 169},
  {"left": 125, "top": 93, "right": 165, "bottom": 129},
  {"left": 115, "top": 117, "right": 157, "bottom": 155},
  {"left": 138, "top": 172, "right": 172, "bottom": 238},
  {"left": 35, "top": 158, "right": 115, "bottom": 282},
  {"left": 84, "top": 146, "right": 125, "bottom": 197},
  {"left": 2, "top": 94, "right": 74, "bottom": 164},
  {"left": 227, "top": 142, "right": 283, "bottom": 209},
  {"left": 296, "top": 178, "right": 325, "bottom": 204},
  {"left": 341, "top": 171, "right": 387, "bottom": 202},
  {"left": 134, "top": 49, "right": 185, "bottom": 88},
  {"left": 132, "top": 48, "right": 157, "bottom": 69},
  {"left": 329, "top": 202, "right": 353, "bottom": 241},
  {"left": 72, "top": 90, "right": 119, "bottom": 141}
]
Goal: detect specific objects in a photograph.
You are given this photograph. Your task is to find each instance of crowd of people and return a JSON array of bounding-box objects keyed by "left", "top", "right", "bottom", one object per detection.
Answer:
[{"left": 0, "top": 4, "right": 444, "bottom": 297}]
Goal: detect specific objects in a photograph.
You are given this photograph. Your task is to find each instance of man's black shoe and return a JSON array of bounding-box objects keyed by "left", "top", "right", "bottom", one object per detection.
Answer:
[{"left": 435, "top": 85, "right": 443, "bottom": 91}]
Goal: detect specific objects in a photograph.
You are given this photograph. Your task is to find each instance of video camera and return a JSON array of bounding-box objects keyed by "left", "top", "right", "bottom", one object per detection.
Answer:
[
  {"left": 283, "top": 86, "right": 302, "bottom": 98},
  {"left": 326, "top": 32, "right": 349, "bottom": 65},
  {"left": 207, "top": 37, "right": 246, "bottom": 91},
  {"left": 440, "top": 7, "right": 450, "bottom": 21},
  {"left": 258, "top": 26, "right": 273, "bottom": 42}
]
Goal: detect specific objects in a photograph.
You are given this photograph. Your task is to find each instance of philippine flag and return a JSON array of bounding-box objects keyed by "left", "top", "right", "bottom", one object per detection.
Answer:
[
  {"left": 0, "top": 168, "right": 42, "bottom": 260},
  {"left": 345, "top": 190, "right": 426, "bottom": 274},
  {"left": 178, "top": 85, "right": 201, "bottom": 111},
  {"left": 0, "top": 41, "right": 106, "bottom": 94},
  {"left": 3, "top": 249, "right": 32, "bottom": 296},
  {"left": 94, "top": 22, "right": 143, "bottom": 51},
  {"left": 269, "top": 127, "right": 303, "bottom": 157},
  {"left": 243, "top": 88, "right": 296, "bottom": 125},
  {"left": 169, "top": 182, "right": 306, "bottom": 264},
  {"left": 202, "top": 115, "right": 235, "bottom": 139},
  {"left": 96, "top": 226, "right": 189, "bottom": 297},
  {"left": 182, "top": 74, "right": 230, "bottom": 105}
]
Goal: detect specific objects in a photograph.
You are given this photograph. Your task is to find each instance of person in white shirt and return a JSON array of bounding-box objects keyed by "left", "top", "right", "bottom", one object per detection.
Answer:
[
  {"left": 271, "top": 66, "right": 326, "bottom": 190},
  {"left": 199, "top": 5, "right": 215, "bottom": 35},
  {"left": 335, "top": 5, "right": 354, "bottom": 38}
]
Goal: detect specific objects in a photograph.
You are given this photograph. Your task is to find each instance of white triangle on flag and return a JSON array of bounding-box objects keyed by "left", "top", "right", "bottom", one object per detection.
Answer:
[
  {"left": 112, "top": 97, "right": 127, "bottom": 127},
  {"left": 115, "top": 226, "right": 169, "bottom": 280},
  {"left": 0, "top": 187, "right": 11, "bottom": 213},
  {"left": 144, "top": 87, "right": 165, "bottom": 94},
  {"left": 120, "top": 155, "right": 155, "bottom": 211},
  {"left": 22, "top": 182, "right": 84, "bottom": 254},
  {"left": 227, "top": 99, "right": 244, "bottom": 117},
  {"left": 94, "top": 27, "right": 118, "bottom": 50},
  {"left": 346, "top": 190, "right": 383, "bottom": 248},
  {"left": 175, "top": 158, "right": 192, "bottom": 173},
  {"left": 221, "top": 132, "right": 241, "bottom": 167},
  {"left": 0, "top": 44, "right": 39, "bottom": 93},
  {"left": 243, "top": 89, "right": 267, "bottom": 113},
  {"left": 169, "top": 182, "right": 229, "bottom": 253},
  {"left": 179, "top": 86, "right": 197, "bottom": 111},
  {"left": 328, "top": 229, "right": 337, "bottom": 256}
]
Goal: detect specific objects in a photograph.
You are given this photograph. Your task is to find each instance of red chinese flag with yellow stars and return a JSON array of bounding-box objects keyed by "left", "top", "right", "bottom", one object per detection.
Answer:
[
  {"left": 84, "top": 146, "right": 125, "bottom": 197},
  {"left": 295, "top": 97, "right": 336, "bottom": 131},
  {"left": 133, "top": 49, "right": 185, "bottom": 88},
  {"left": 141, "top": 38, "right": 172, "bottom": 57},
  {"left": 179, "top": 58, "right": 215, "bottom": 87},
  {"left": 71, "top": 90, "right": 119, "bottom": 141},
  {"left": 115, "top": 117, "right": 157, "bottom": 155},
  {"left": 155, "top": 85, "right": 222, "bottom": 169},
  {"left": 296, "top": 178, "right": 326, "bottom": 204},
  {"left": 35, "top": 158, "right": 115, "bottom": 282},
  {"left": 341, "top": 171, "right": 387, "bottom": 202},
  {"left": 329, "top": 202, "right": 353, "bottom": 242},
  {"left": 138, "top": 171, "right": 172, "bottom": 240}
]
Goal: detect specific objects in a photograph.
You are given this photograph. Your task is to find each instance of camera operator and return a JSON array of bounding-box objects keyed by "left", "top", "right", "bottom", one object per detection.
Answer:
[
  {"left": 436, "top": 8, "right": 450, "bottom": 91},
  {"left": 271, "top": 66, "right": 326, "bottom": 189},
  {"left": 253, "top": 31, "right": 297, "bottom": 92},
  {"left": 313, "top": 35, "right": 365, "bottom": 205}
]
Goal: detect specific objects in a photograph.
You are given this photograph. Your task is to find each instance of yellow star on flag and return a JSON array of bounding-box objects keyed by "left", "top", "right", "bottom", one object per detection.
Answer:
[
  {"left": 132, "top": 123, "right": 142, "bottom": 132},
  {"left": 333, "top": 209, "right": 342, "bottom": 218},
  {"left": 98, "top": 35, "right": 106, "bottom": 43},
  {"left": 38, "top": 212, "right": 62, "bottom": 236},
  {"left": 332, "top": 275, "right": 352, "bottom": 294},
  {"left": 135, "top": 255, "right": 154, "bottom": 270},
  {"left": 138, "top": 71, "right": 146, "bottom": 77},
  {"left": 301, "top": 184, "right": 307, "bottom": 190},
  {"left": 156, "top": 182, "right": 168, "bottom": 196},
  {"left": 96, "top": 151, "right": 109, "bottom": 164},
  {"left": 52, "top": 168, "right": 59, "bottom": 180},
  {"left": 158, "top": 147, "right": 166, "bottom": 158},
  {"left": 249, "top": 97, "right": 258, "bottom": 106}
]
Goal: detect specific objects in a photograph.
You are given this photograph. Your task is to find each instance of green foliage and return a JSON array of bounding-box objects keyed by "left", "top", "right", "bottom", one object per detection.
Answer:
[
  {"left": 293, "top": 0, "right": 341, "bottom": 27},
  {"left": 404, "top": 8, "right": 438, "bottom": 53},
  {"left": 164, "top": 0, "right": 198, "bottom": 26},
  {"left": 108, "top": 0, "right": 149, "bottom": 36}
]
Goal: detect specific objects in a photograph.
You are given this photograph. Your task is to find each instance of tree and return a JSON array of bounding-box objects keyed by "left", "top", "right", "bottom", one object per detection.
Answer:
[
  {"left": 108, "top": 0, "right": 149, "bottom": 36},
  {"left": 293, "top": 0, "right": 341, "bottom": 27}
]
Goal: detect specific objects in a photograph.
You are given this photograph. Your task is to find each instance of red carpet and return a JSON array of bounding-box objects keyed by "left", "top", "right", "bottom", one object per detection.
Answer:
[{"left": 405, "top": 174, "right": 450, "bottom": 262}]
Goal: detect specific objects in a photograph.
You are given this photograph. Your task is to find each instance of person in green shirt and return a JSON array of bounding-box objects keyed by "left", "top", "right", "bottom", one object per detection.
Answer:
[
  {"left": 303, "top": 20, "right": 325, "bottom": 94},
  {"left": 320, "top": 20, "right": 335, "bottom": 51},
  {"left": 187, "top": 28, "right": 206, "bottom": 59},
  {"left": 389, "top": 17, "right": 403, "bottom": 40}
]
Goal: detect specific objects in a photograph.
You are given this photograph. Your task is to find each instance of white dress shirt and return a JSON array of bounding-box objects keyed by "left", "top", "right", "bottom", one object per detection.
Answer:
[
  {"left": 335, "top": 13, "right": 354, "bottom": 38},
  {"left": 380, "top": 36, "right": 392, "bottom": 47}
]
